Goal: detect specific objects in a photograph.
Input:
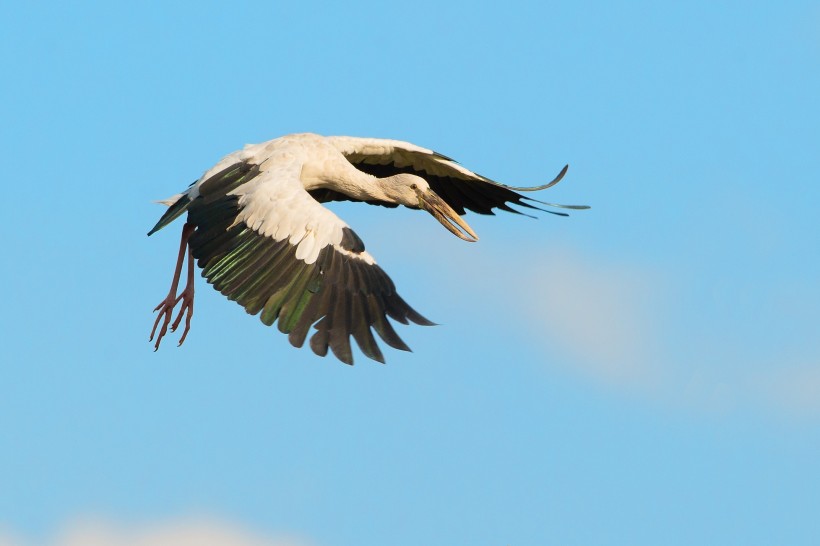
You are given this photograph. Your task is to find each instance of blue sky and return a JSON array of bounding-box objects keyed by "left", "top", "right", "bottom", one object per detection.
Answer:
[{"left": 1, "top": 1, "right": 819, "bottom": 545}]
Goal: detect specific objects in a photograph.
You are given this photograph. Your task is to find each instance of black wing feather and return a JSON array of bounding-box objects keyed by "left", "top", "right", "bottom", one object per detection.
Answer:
[{"left": 186, "top": 194, "right": 431, "bottom": 365}]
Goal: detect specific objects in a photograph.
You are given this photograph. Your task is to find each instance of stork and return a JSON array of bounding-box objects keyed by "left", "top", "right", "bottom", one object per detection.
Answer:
[{"left": 149, "top": 133, "right": 587, "bottom": 364}]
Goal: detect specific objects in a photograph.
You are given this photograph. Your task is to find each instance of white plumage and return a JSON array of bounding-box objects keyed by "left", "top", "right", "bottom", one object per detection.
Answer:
[{"left": 149, "top": 133, "right": 587, "bottom": 364}]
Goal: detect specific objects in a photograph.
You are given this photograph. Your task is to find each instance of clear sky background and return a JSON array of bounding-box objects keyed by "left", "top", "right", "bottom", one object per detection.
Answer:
[{"left": 1, "top": 1, "right": 819, "bottom": 545}]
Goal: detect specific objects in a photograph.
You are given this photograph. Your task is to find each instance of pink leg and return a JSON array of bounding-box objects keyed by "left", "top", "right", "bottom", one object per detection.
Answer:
[
  {"left": 150, "top": 223, "right": 196, "bottom": 350},
  {"left": 170, "top": 243, "right": 195, "bottom": 345}
]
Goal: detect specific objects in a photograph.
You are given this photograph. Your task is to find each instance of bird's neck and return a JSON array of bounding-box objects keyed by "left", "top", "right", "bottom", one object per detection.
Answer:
[
  {"left": 348, "top": 172, "right": 395, "bottom": 202},
  {"left": 301, "top": 153, "right": 421, "bottom": 205},
  {"left": 307, "top": 166, "right": 406, "bottom": 204},
  {"left": 302, "top": 161, "right": 376, "bottom": 199}
]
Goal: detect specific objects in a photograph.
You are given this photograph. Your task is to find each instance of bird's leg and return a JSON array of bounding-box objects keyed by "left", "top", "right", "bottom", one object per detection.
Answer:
[
  {"left": 169, "top": 242, "right": 195, "bottom": 345},
  {"left": 150, "top": 223, "right": 195, "bottom": 350}
]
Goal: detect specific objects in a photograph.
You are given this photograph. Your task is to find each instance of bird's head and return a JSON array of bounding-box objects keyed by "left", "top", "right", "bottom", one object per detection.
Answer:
[{"left": 387, "top": 174, "right": 478, "bottom": 242}]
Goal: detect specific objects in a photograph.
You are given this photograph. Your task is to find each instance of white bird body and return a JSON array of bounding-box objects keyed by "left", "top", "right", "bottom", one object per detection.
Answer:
[
  {"left": 177, "top": 134, "right": 429, "bottom": 264},
  {"left": 149, "top": 132, "right": 587, "bottom": 364}
]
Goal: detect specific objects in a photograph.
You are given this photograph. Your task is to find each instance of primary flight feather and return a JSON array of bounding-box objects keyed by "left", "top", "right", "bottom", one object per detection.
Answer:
[{"left": 149, "top": 133, "right": 588, "bottom": 364}]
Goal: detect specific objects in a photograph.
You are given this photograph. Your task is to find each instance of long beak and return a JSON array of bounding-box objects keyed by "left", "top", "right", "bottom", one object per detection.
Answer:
[{"left": 418, "top": 189, "right": 479, "bottom": 242}]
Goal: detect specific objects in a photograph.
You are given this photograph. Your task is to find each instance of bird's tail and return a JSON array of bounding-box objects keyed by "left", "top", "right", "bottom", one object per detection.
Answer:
[{"left": 147, "top": 194, "right": 192, "bottom": 236}]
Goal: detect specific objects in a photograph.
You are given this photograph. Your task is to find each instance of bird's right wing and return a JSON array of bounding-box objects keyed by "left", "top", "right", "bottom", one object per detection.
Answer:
[
  {"left": 184, "top": 161, "right": 432, "bottom": 365},
  {"left": 324, "top": 136, "right": 588, "bottom": 216}
]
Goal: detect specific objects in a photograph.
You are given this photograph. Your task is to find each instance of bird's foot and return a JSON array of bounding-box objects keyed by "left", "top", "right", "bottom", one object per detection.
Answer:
[
  {"left": 150, "top": 285, "right": 194, "bottom": 350},
  {"left": 170, "top": 283, "right": 194, "bottom": 346}
]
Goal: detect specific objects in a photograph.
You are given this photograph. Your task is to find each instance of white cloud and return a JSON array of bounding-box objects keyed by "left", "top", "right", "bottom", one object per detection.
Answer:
[
  {"left": 0, "top": 519, "right": 313, "bottom": 546},
  {"left": 504, "top": 246, "right": 820, "bottom": 419},
  {"left": 523, "top": 248, "right": 663, "bottom": 387}
]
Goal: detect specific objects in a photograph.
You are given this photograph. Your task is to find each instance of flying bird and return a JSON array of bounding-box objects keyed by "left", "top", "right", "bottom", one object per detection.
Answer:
[{"left": 149, "top": 133, "right": 587, "bottom": 364}]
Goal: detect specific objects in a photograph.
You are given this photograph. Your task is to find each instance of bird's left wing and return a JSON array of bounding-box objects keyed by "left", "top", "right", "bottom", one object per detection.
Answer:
[
  {"left": 323, "top": 136, "right": 587, "bottom": 216},
  {"left": 186, "top": 161, "right": 432, "bottom": 365}
]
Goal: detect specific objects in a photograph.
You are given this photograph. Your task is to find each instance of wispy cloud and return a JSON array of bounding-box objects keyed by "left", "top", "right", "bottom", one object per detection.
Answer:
[
  {"left": 0, "top": 519, "right": 313, "bottom": 546},
  {"left": 498, "top": 245, "right": 820, "bottom": 419},
  {"left": 524, "top": 248, "right": 663, "bottom": 388}
]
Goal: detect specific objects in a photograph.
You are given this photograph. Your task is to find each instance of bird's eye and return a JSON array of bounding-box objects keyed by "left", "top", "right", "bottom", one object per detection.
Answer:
[{"left": 410, "top": 183, "right": 417, "bottom": 190}]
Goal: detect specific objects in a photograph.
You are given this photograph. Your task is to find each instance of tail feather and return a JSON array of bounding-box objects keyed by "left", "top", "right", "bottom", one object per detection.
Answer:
[{"left": 147, "top": 194, "right": 192, "bottom": 235}]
